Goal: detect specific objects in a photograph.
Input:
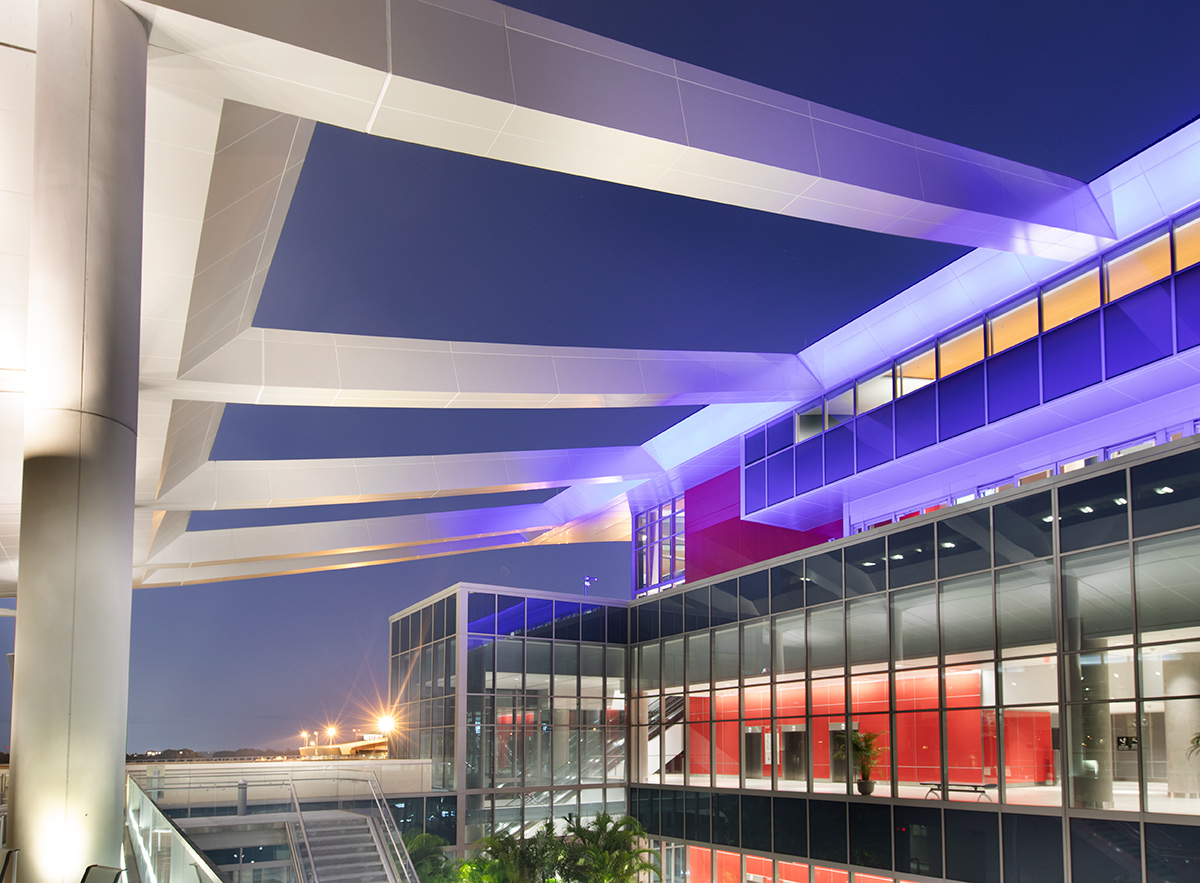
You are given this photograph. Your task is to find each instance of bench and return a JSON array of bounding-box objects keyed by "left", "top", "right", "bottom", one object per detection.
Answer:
[{"left": 921, "top": 782, "right": 997, "bottom": 802}]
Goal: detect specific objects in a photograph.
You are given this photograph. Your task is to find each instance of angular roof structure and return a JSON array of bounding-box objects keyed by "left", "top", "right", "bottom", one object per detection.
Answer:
[{"left": 3, "top": 0, "right": 1199, "bottom": 593}]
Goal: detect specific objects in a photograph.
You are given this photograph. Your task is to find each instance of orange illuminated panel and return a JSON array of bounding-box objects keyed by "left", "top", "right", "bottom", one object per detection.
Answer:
[
  {"left": 815, "top": 868, "right": 850, "bottom": 883},
  {"left": 1106, "top": 231, "right": 1170, "bottom": 301},
  {"left": 746, "top": 855, "right": 774, "bottom": 882},
  {"left": 688, "top": 846, "right": 712, "bottom": 883},
  {"left": 779, "top": 862, "right": 809, "bottom": 883},
  {"left": 988, "top": 296, "right": 1038, "bottom": 355},
  {"left": 1041, "top": 268, "right": 1099, "bottom": 330},
  {"left": 855, "top": 875, "right": 895, "bottom": 883},
  {"left": 897, "top": 347, "right": 936, "bottom": 396},
  {"left": 716, "top": 850, "right": 741, "bottom": 882},
  {"left": 938, "top": 323, "right": 984, "bottom": 377},
  {"left": 1175, "top": 214, "right": 1200, "bottom": 270}
]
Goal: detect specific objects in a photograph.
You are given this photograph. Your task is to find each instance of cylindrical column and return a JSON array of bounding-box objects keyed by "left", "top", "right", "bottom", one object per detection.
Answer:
[{"left": 9, "top": 0, "right": 147, "bottom": 879}]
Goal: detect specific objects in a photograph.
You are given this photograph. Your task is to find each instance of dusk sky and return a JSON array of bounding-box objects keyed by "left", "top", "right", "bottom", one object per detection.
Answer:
[{"left": 3, "top": 1, "right": 1200, "bottom": 752}]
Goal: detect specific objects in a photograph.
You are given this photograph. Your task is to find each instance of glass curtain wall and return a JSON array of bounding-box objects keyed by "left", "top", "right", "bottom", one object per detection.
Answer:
[{"left": 631, "top": 443, "right": 1200, "bottom": 817}]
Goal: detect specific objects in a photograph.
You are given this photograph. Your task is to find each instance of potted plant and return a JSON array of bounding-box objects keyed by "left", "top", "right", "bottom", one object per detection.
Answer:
[{"left": 836, "top": 729, "right": 885, "bottom": 795}]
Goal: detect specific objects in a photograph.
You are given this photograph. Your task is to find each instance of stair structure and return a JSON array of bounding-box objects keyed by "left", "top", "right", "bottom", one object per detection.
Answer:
[{"left": 300, "top": 815, "right": 393, "bottom": 883}]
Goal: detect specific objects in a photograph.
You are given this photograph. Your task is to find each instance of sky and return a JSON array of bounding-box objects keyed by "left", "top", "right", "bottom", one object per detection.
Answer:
[{"left": 5, "top": 1, "right": 1200, "bottom": 753}]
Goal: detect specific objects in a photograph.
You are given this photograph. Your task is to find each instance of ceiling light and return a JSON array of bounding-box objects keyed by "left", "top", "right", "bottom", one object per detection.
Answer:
[
  {"left": 940, "top": 541, "right": 956, "bottom": 549},
  {"left": 1156, "top": 486, "right": 1174, "bottom": 494},
  {"left": 1079, "top": 506, "right": 1094, "bottom": 514},
  {"left": 1114, "top": 497, "right": 1127, "bottom": 505}
]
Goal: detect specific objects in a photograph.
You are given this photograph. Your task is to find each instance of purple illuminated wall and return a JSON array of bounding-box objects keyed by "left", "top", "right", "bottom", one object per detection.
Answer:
[{"left": 686, "top": 468, "right": 840, "bottom": 581}]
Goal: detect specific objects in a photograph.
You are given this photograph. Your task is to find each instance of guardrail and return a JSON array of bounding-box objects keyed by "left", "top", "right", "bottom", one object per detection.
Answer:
[{"left": 125, "top": 776, "right": 229, "bottom": 883}]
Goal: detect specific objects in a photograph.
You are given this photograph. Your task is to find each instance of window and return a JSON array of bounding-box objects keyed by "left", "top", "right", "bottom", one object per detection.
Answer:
[
  {"left": 897, "top": 347, "right": 936, "bottom": 396},
  {"left": 1106, "top": 229, "right": 1170, "bottom": 300},
  {"left": 939, "top": 322, "right": 985, "bottom": 377},
  {"left": 1174, "top": 210, "right": 1200, "bottom": 270},
  {"left": 988, "top": 294, "right": 1039, "bottom": 355},
  {"left": 1042, "top": 267, "right": 1099, "bottom": 330},
  {"left": 856, "top": 367, "right": 894, "bottom": 414}
]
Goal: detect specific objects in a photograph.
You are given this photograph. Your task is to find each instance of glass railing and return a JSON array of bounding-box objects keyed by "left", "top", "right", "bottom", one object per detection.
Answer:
[{"left": 126, "top": 776, "right": 226, "bottom": 883}]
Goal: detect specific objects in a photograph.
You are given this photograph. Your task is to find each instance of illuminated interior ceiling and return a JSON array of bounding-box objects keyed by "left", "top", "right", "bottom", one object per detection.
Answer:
[{"left": 1, "top": 0, "right": 1199, "bottom": 590}]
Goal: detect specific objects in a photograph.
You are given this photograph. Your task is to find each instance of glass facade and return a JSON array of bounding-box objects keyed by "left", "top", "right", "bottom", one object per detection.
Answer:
[
  {"left": 635, "top": 494, "right": 685, "bottom": 595},
  {"left": 744, "top": 206, "right": 1200, "bottom": 519},
  {"left": 390, "top": 585, "right": 629, "bottom": 848},
  {"left": 631, "top": 442, "right": 1200, "bottom": 882}
]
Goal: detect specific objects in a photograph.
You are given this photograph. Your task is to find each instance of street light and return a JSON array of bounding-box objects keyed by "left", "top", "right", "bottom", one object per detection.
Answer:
[
  {"left": 300, "top": 731, "right": 309, "bottom": 750},
  {"left": 376, "top": 714, "right": 396, "bottom": 735},
  {"left": 326, "top": 726, "right": 337, "bottom": 751}
]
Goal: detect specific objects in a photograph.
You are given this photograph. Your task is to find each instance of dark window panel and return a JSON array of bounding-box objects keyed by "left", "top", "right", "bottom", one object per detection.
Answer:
[
  {"left": 684, "top": 587, "right": 710, "bottom": 631},
  {"left": 993, "top": 491, "right": 1053, "bottom": 565},
  {"left": 808, "top": 799, "right": 847, "bottom": 864},
  {"left": 1105, "top": 280, "right": 1173, "bottom": 377},
  {"left": 1042, "top": 312, "right": 1102, "bottom": 401},
  {"left": 795, "top": 435, "right": 824, "bottom": 495},
  {"left": 894, "top": 804, "right": 942, "bottom": 879},
  {"left": 895, "top": 383, "right": 937, "bottom": 457},
  {"left": 554, "top": 601, "right": 580, "bottom": 641},
  {"left": 1132, "top": 446, "right": 1200, "bottom": 537},
  {"left": 710, "top": 793, "right": 739, "bottom": 847},
  {"left": 888, "top": 524, "right": 935, "bottom": 588},
  {"left": 606, "top": 607, "right": 628, "bottom": 644},
  {"left": 420, "top": 605, "right": 433, "bottom": 645},
  {"left": 937, "top": 509, "right": 992, "bottom": 577},
  {"left": 771, "top": 561, "right": 806, "bottom": 613},
  {"left": 806, "top": 550, "right": 844, "bottom": 605},
  {"left": 1003, "top": 813, "right": 1063, "bottom": 883},
  {"left": 1058, "top": 470, "right": 1128, "bottom": 553},
  {"left": 660, "top": 790, "right": 683, "bottom": 839},
  {"left": 1145, "top": 821, "right": 1200, "bottom": 882},
  {"left": 845, "top": 537, "right": 887, "bottom": 595},
  {"left": 658, "top": 593, "right": 683, "bottom": 638},
  {"left": 938, "top": 363, "right": 986, "bottom": 440},
  {"left": 1070, "top": 818, "right": 1141, "bottom": 883},
  {"left": 745, "top": 460, "right": 766, "bottom": 513},
  {"left": 580, "top": 603, "right": 607, "bottom": 643},
  {"left": 767, "top": 449, "right": 795, "bottom": 506},
  {"left": 849, "top": 801, "right": 892, "bottom": 870},
  {"left": 391, "top": 619, "right": 400, "bottom": 656},
  {"left": 986, "top": 339, "right": 1040, "bottom": 421},
  {"left": 856, "top": 404, "right": 894, "bottom": 471},
  {"left": 745, "top": 427, "right": 766, "bottom": 465},
  {"left": 739, "top": 570, "right": 770, "bottom": 619},
  {"left": 445, "top": 595, "right": 456, "bottom": 635},
  {"left": 940, "top": 573, "right": 994, "bottom": 660},
  {"left": 400, "top": 615, "right": 411, "bottom": 652},
  {"left": 740, "top": 794, "right": 772, "bottom": 852},
  {"left": 425, "top": 795, "right": 457, "bottom": 845},
  {"left": 767, "top": 414, "right": 794, "bottom": 456},
  {"left": 710, "top": 579, "right": 739, "bottom": 626},
  {"left": 644, "top": 790, "right": 660, "bottom": 836},
  {"left": 684, "top": 791, "right": 711, "bottom": 843},
  {"left": 433, "top": 598, "right": 446, "bottom": 641},
  {"left": 635, "top": 600, "right": 659, "bottom": 643},
  {"left": 945, "top": 809, "right": 1000, "bottom": 883},
  {"left": 825, "top": 423, "right": 856, "bottom": 482},
  {"left": 772, "top": 796, "right": 807, "bottom": 858},
  {"left": 525, "top": 598, "right": 554, "bottom": 638},
  {"left": 495, "top": 596, "right": 525, "bottom": 637}
]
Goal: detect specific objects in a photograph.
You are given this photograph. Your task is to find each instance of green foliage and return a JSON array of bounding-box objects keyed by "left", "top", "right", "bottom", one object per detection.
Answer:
[
  {"left": 557, "top": 813, "right": 661, "bottom": 883},
  {"left": 405, "top": 830, "right": 458, "bottom": 883},
  {"left": 459, "top": 823, "right": 561, "bottom": 883},
  {"left": 833, "top": 729, "right": 885, "bottom": 782},
  {"left": 457, "top": 814, "right": 660, "bottom": 883}
]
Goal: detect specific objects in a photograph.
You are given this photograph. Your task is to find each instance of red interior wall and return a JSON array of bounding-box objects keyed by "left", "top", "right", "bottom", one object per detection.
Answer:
[{"left": 684, "top": 468, "right": 841, "bottom": 582}]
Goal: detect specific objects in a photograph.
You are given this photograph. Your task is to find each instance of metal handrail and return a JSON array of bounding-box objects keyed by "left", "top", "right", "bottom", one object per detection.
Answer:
[
  {"left": 286, "top": 778, "right": 321, "bottom": 883},
  {"left": 360, "top": 773, "right": 418, "bottom": 883}
]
